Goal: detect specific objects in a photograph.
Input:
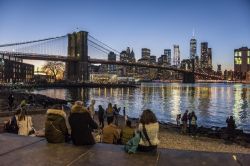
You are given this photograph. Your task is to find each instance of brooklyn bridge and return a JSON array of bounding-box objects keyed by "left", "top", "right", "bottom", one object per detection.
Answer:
[{"left": 0, "top": 31, "right": 223, "bottom": 83}]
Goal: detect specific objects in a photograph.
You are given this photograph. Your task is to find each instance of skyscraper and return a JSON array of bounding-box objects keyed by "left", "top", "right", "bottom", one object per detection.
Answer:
[
  {"left": 108, "top": 51, "right": 116, "bottom": 73},
  {"left": 200, "top": 42, "right": 208, "bottom": 69},
  {"left": 190, "top": 38, "right": 197, "bottom": 59},
  {"left": 141, "top": 48, "right": 150, "bottom": 60},
  {"left": 208, "top": 48, "right": 212, "bottom": 69},
  {"left": 173, "top": 45, "right": 180, "bottom": 67},
  {"left": 217, "top": 64, "right": 222, "bottom": 76},
  {"left": 164, "top": 49, "right": 171, "bottom": 66},
  {"left": 234, "top": 47, "right": 250, "bottom": 79}
]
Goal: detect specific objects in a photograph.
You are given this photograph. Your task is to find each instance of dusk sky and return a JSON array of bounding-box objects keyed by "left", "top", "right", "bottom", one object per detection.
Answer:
[{"left": 0, "top": 0, "right": 250, "bottom": 71}]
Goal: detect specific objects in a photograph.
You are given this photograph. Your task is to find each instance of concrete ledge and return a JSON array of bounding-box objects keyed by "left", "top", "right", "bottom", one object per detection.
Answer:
[{"left": 0, "top": 133, "right": 249, "bottom": 166}]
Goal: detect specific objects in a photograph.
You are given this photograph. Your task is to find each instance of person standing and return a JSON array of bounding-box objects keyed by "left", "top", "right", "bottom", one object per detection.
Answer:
[
  {"left": 8, "top": 93, "right": 14, "bottom": 112},
  {"left": 176, "top": 114, "right": 181, "bottom": 126},
  {"left": 189, "top": 111, "right": 197, "bottom": 135},
  {"left": 123, "top": 107, "right": 127, "bottom": 126},
  {"left": 226, "top": 116, "right": 236, "bottom": 141},
  {"left": 181, "top": 110, "right": 188, "bottom": 134},
  {"left": 106, "top": 103, "right": 114, "bottom": 124},
  {"left": 89, "top": 100, "right": 96, "bottom": 119},
  {"left": 113, "top": 104, "right": 120, "bottom": 126},
  {"left": 98, "top": 105, "right": 105, "bottom": 129}
]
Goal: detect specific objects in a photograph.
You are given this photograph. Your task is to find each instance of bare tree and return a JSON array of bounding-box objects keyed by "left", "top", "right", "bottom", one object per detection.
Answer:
[{"left": 42, "top": 61, "right": 65, "bottom": 80}]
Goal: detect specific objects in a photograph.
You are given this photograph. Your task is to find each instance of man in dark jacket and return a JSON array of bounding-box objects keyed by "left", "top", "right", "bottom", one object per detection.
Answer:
[
  {"left": 226, "top": 116, "right": 236, "bottom": 141},
  {"left": 69, "top": 103, "right": 98, "bottom": 145},
  {"left": 45, "top": 105, "right": 69, "bottom": 143},
  {"left": 181, "top": 110, "right": 188, "bottom": 134},
  {"left": 98, "top": 105, "right": 105, "bottom": 129},
  {"left": 8, "top": 94, "right": 14, "bottom": 112}
]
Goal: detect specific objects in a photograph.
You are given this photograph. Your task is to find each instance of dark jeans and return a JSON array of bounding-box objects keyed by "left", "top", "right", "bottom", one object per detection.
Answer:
[
  {"left": 99, "top": 118, "right": 104, "bottom": 128},
  {"left": 8, "top": 102, "right": 13, "bottom": 111},
  {"left": 138, "top": 145, "right": 157, "bottom": 152},
  {"left": 107, "top": 116, "right": 114, "bottom": 124},
  {"left": 227, "top": 129, "right": 235, "bottom": 140},
  {"left": 190, "top": 124, "right": 197, "bottom": 135}
]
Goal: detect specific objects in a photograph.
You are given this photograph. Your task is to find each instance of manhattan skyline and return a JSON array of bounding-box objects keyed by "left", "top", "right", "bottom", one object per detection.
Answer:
[{"left": 0, "top": 0, "right": 250, "bottom": 71}]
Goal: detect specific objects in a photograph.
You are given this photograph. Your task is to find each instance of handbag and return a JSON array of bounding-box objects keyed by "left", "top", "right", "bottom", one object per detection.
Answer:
[{"left": 4, "top": 116, "right": 18, "bottom": 134}]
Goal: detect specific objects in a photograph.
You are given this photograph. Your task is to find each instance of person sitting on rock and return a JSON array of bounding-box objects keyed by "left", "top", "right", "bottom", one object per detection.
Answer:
[
  {"left": 45, "top": 105, "right": 69, "bottom": 143},
  {"left": 102, "top": 116, "right": 120, "bottom": 144},
  {"left": 121, "top": 120, "right": 134, "bottom": 145},
  {"left": 226, "top": 116, "right": 236, "bottom": 141},
  {"left": 69, "top": 101, "right": 98, "bottom": 145}
]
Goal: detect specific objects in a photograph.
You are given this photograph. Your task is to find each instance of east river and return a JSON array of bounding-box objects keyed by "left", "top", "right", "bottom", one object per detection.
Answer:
[{"left": 33, "top": 83, "right": 250, "bottom": 133}]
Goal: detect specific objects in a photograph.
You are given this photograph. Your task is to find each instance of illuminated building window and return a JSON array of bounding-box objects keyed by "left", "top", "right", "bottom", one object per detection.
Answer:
[
  {"left": 235, "top": 51, "right": 242, "bottom": 57},
  {"left": 248, "top": 57, "right": 250, "bottom": 64},
  {"left": 248, "top": 51, "right": 250, "bottom": 57},
  {"left": 235, "top": 57, "right": 242, "bottom": 64}
]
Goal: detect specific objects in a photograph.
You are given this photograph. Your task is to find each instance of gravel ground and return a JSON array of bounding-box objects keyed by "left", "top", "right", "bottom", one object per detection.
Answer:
[
  {"left": 158, "top": 128, "right": 250, "bottom": 154},
  {"left": 1, "top": 113, "right": 250, "bottom": 154}
]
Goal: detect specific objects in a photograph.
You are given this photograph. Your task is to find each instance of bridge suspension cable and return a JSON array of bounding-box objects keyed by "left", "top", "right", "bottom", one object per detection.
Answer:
[
  {"left": 88, "top": 40, "right": 114, "bottom": 54},
  {"left": 88, "top": 35, "right": 120, "bottom": 54},
  {"left": 0, "top": 35, "right": 67, "bottom": 48},
  {"left": 0, "top": 35, "right": 68, "bottom": 56},
  {"left": 88, "top": 43, "right": 109, "bottom": 55}
]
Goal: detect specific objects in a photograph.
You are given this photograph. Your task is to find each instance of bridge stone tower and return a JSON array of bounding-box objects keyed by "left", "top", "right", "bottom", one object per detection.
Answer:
[
  {"left": 182, "top": 59, "right": 195, "bottom": 83},
  {"left": 65, "top": 31, "right": 89, "bottom": 82}
]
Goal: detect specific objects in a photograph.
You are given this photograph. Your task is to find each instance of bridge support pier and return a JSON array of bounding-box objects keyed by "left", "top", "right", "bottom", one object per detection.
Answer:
[
  {"left": 182, "top": 72, "right": 195, "bottom": 83},
  {"left": 65, "top": 31, "right": 89, "bottom": 82}
]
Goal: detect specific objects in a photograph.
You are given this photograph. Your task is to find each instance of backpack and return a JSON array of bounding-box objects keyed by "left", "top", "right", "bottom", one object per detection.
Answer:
[
  {"left": 4, "top": 116, "right": 18, "bottom": 134},
  {"left": 191, "top": 116, "right": 196, "bottom": 125},
  {"left": 124, "top": 132, "right": 141, "bottom": 154}
]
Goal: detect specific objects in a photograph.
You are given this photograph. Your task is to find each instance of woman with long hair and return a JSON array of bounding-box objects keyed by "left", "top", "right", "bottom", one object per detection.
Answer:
[
  {"left": 137, "top": 109, "right": 159, "bottom": 152},
  {"left": 106, "top": 103, "right": 114, "bottom": 124},
  {"left": 16, "top": 108, "right": 34, "bottom": 136}
]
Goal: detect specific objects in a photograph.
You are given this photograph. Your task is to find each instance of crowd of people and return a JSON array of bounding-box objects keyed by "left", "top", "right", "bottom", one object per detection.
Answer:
[
  {"left": 176, "top": 110, "right": 236, "bottom": 140},
  {"left": 4, "top": 94, "right": 237, "bottom": 153},
  {"left": 4, "top": 98, "right": 160, "bottom": 153},
  {"left": 176, "top": 110, "right": 198, "bottom": 135}
]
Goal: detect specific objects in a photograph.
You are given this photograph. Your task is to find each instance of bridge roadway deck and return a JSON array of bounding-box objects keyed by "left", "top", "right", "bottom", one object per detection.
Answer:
[{"left": 0, "top": 133, "right": 249, "bottom": 166}]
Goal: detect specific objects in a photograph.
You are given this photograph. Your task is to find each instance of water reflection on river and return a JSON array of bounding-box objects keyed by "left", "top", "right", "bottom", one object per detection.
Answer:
[{"left": 33, "top": 83, "right": 250, "bottom": 132}]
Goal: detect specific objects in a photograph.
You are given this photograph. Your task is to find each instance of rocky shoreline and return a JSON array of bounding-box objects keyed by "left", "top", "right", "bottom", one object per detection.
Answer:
[
  {"left": 0, "top": 82, "right": 137, "bottom": 90},
  {"left": 0, "top": 90, "right": 67, "bottom": 112}
]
